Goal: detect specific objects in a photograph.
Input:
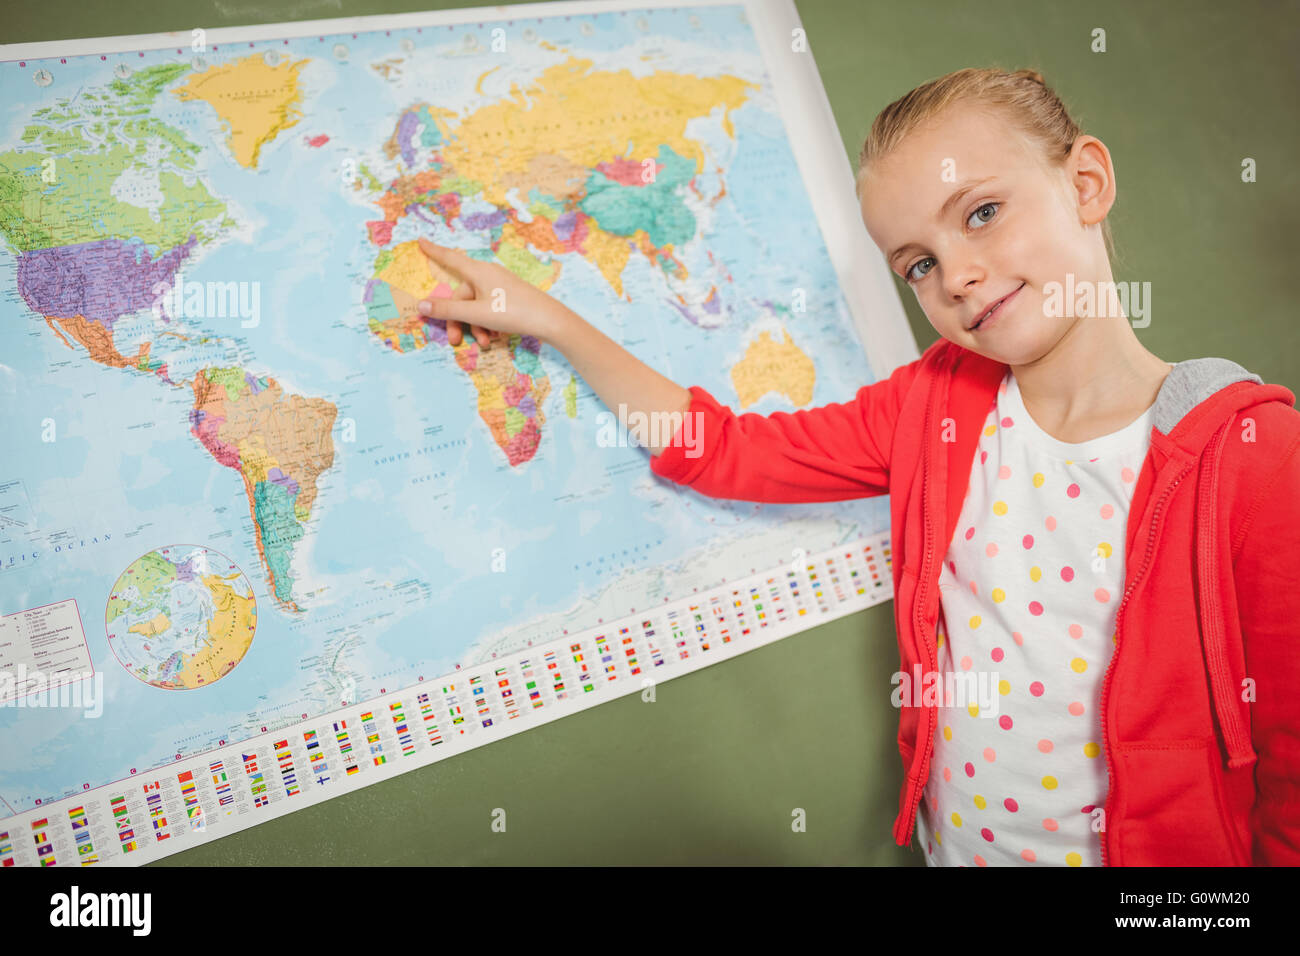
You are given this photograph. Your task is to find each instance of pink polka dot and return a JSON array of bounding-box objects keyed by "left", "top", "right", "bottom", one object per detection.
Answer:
[
  {"left": 1068, "top": 623, "right": 1083, "bottom": 639},
  {"left": 1037, "top": 739, "right": 1053, "bottom": 753},
  {"left": 943, "top": 766, "right": 952, "bottom": 782},
  {"left": 969, "top": 580, "right": 978, "bottom": 595},
  {"left": 982, "top": 747, "right": 996, "bottom": 763},
  {"left": 1060, "top": 566, "right": 1074, "bottom": 582},
  {"left": 1029, "top": 681, "right": 1044, "bottom": 697},
  {"left": 1094, "top": 588, "right": 1110, "bottom": 602},
  {"left": 981, "top": 827, "right": 995, "bottom": 842},
  {"left": 998, "top": 715, "right": 1013, "bottom": 730},
  {"left": 1000, "top": 416, "right": 1014, "bottom": 428},
  {"left": 991, "top": 647, "right": 1004, "bottom": 662},
  {"left": 980, "top": 450, "right": 988, "bottom": 464},
  {"left": 948, "top": 560, "right": 957, "bottom": 574},
  {"left": 998, "top": 465, "right": 1011, "bottom": 479},
  {"left": 960, "top": 655, "right": 972, "bottom": 670},
  {"left": 1028, "top": 601, "right": 1043, "bottom": 616},
  {"left": 1043, "top": 818, "right": 1059, "bottom": 832},
  {"left": 1068, "top": 701, "right": 1085, "bottom": 716},
  {"left": 1012, "top": 631, "right": 1025, "bottom": 646},
  {"left": 974, "top": 854, "right": 987, "bottom": 866},
  {"left": 965, "top": 762, "right": 975, "bottom": 777},
  {"left": 1100, "top": 503, "right": 1115, "bottom": 519},
  {"left": 985, "top": 542, "right": 998, "bottom": 557},
  {"left": 1004, "top": 797, "right": 1019, "bottom": 812},
  {"left": 1081, "top": 804, "right": 1096, "bottom": 813},
  {"left": 1021, "top": 848, "right": 1037, "bottom": 862},
  {"left": 1022, "top": 534, "right": 1034, "bottom": 549},
  {"left": 1121, "top": 467, "right": 1136, "bottom": 482},
  {"left": 1067, "top": 483, "right": 1080, "bottom": 498},
  {"left": 1045, "top": 516, "right": 1057, "bottom": 531},
  {"left": 964, "top": 526, "right": 975, "bottom": 540}
]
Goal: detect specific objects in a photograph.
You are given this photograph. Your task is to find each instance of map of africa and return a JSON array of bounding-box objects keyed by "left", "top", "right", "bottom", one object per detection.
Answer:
[{"left": 0, "top": 5, "right": 894, "bottom": 817}]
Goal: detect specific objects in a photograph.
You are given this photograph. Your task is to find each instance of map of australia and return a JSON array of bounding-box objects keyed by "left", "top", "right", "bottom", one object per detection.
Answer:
[{"left": 0, "top": 7, "right": 887, "bottom": 816}]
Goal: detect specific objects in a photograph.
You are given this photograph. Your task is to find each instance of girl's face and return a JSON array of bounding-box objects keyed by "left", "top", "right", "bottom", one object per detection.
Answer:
[{"left": 859, "top": 105, "right": 1114, "bottom": 365}]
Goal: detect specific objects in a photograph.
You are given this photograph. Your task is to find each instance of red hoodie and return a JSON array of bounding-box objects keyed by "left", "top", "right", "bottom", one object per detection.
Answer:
[{"left": 649, "top": 337, "right": 1300, "bottom": 865}]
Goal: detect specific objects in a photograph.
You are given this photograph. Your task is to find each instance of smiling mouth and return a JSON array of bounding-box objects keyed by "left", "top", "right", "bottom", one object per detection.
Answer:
[{"left": 970, "top": 282, "right": 1026, "bottom": 331}]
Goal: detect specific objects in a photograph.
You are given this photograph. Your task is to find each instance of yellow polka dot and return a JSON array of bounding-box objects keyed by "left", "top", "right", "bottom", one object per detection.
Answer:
[
  {"left": 991, "top": 588, "right": 1005, "bottom": 603},
  {"left": 967, "top": 702, "right": 980, "bottom": 718},
  {"left": 1066, "top": 852, "right": 1082, "bottom": 867},
  {"left": 1070, "top": 657, "right": 1088, "bottom": 673},
  {"left": 992, "top": 501, "right": 1008, "bottom": 516},
  {"left": 1042, "top": 776, "right": 1058, "bottom": 790},
  {"left": 983, "top": 424, "right": 997, "bottom": 437},
  {"left": 998, "top": 679, "right": 1011, "bottom": 696},
  {"left": 1030, "top": 566, "right": 1042, "bottom": 582},
  {"left": 1097, "top": 542, "right": 1113, "bottom": 559},
  {"left": 969, "top": 615, "right": 981, "bottom": 629},
  {"left": 1084, "top": 742, "right": 1101, "bottom": 758},
  {"left": 935, "top": 831, "right": 943, "bottom": 846},
  {"left": 973, "top": 794, "right": 987, "bottom": 810},
  {"left": 937, "top": 633, "right": 945, "bottom": 648},
  {"left": 1032, "top": 472, "right": 1045, "bottom": 487},
  {"left": 943, "top": 725, "right": 952, "bottom": 741},
  {"left": 1111, "top": 631, "right": 1117, "bottom": 645},
  {"left": 1064, "top": 459, "right": 1073, "bottom": 465},
  {"left": 951, "top": 812, "right": 963, "bottom": 827}
]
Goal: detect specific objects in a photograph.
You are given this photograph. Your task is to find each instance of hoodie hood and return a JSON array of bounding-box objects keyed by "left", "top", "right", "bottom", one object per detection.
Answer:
[
  {"left": 1153, "top": 356, "right": 1277, "bottom": 445},
  {"left": 1145, "top": 357, "right": 1295, "bottom": 772}
]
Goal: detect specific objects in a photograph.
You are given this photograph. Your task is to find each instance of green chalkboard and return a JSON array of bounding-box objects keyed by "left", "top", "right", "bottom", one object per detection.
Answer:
[{"left": 4, "top": 0, "right": 1295, "bottom": 866}]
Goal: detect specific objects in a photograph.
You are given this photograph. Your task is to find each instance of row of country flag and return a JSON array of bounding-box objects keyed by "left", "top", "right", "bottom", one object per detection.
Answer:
[{"left": 3, "top": 540, "right": 891, "bottom": 865}]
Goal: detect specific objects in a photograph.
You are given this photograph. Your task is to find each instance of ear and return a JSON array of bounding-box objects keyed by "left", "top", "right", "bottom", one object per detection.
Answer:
[{"left": 1067, "top": 134, "right": 1116, "bottom": 228}]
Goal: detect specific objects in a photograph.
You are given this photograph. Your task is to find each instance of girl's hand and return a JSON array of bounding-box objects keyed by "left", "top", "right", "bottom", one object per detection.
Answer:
[{"left": 416, "top": 238, "right": 571, "bottom": 348}]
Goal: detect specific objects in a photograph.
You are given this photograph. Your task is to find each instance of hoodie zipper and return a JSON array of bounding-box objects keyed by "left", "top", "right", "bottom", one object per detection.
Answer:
[
  {"left": 1097, "top": 460, "right": 1191, "bottom": 867},
  {"left": 901, "top": 364, "right": 941, "bottom": 848}
]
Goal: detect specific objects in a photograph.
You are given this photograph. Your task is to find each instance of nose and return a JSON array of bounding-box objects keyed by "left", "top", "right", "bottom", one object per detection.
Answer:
[{"left": 941, "top": 247, "right": 985, "bottom": 303}]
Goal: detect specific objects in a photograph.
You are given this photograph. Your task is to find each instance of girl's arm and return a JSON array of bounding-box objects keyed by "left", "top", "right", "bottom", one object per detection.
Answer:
[
  {"left": 416, "top": 238, "right": 919, "bottom": 502},
  {"left": 645, "top": 359, "right": 922, "bottom": 504},
  {"left": 417, "top": 239, "right": 689, "bottom": 457}
]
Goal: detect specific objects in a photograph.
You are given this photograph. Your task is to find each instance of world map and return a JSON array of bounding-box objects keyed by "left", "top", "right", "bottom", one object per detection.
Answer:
[{"left": 0, "top": 6, "right": 891, "bottom": 814}]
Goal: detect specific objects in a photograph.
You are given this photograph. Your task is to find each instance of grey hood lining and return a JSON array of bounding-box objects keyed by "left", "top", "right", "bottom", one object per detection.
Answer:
[{"left": 1152, "top": 357, "right": 1263, "bottom": 435}]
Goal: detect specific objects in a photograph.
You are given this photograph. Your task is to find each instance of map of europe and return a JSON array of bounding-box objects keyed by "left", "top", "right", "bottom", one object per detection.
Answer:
[{"left": 0, "top": 6, "right": 890, "bottom": 814}]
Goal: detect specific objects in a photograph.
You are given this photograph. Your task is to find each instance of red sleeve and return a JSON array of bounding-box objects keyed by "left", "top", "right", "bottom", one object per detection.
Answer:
[
  {"left": 648, "top": 355, "right": 923, "bottom": 503},
  {"left": 1237, "top": 423, "right": 1300, "bottom": 865}
]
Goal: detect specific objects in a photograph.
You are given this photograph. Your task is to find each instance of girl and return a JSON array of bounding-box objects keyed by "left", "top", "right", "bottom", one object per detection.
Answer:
[{"left": 415, "top": 67, "right": 1300, "bottom": 867}]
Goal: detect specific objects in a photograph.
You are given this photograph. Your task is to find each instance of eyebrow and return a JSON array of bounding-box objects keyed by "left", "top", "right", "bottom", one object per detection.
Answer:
[{"left": 886, "top": 176, "right": 998, "bottom": 269}]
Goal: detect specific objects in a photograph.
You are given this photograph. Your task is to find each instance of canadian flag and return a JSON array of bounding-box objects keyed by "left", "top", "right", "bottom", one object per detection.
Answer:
[{"left": 142, "top": 782, "right": 160, "bottom": 792}]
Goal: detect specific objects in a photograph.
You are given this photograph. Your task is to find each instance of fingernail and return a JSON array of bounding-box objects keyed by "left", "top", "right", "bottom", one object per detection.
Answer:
[{"left": 417, "top": 300, "right": 432, "bottom": 315}]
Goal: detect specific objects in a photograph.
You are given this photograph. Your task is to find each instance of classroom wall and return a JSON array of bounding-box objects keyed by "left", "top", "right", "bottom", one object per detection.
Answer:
[{"left": 4, "top": 0, "right": 1296, "bottom": 865}]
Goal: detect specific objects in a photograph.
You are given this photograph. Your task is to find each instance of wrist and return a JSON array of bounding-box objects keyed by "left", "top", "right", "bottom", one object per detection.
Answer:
[{"left": 542, "top": 305, "right": 583, "bottom": 349}]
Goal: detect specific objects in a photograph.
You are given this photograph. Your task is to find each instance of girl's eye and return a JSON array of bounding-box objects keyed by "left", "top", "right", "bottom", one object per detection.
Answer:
[
  {"left": 902, "top": 202, "right": 999, "bottom": 282},
  {"left": 968, "top": 201, "right": 999, "bottom": 228},
  {"left": 905, "top": 257, "right": 935, "bottom": 282}
]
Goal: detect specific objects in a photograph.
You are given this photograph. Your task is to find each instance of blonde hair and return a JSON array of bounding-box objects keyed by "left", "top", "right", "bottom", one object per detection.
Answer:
[{"left": 855, "top": 67, "right": 1115, "bottom": 261}]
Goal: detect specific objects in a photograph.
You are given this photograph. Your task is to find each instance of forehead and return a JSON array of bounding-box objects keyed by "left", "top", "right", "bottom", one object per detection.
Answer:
[{"left": 858, "top": 105, "right": 1044, "bottom": 239}]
